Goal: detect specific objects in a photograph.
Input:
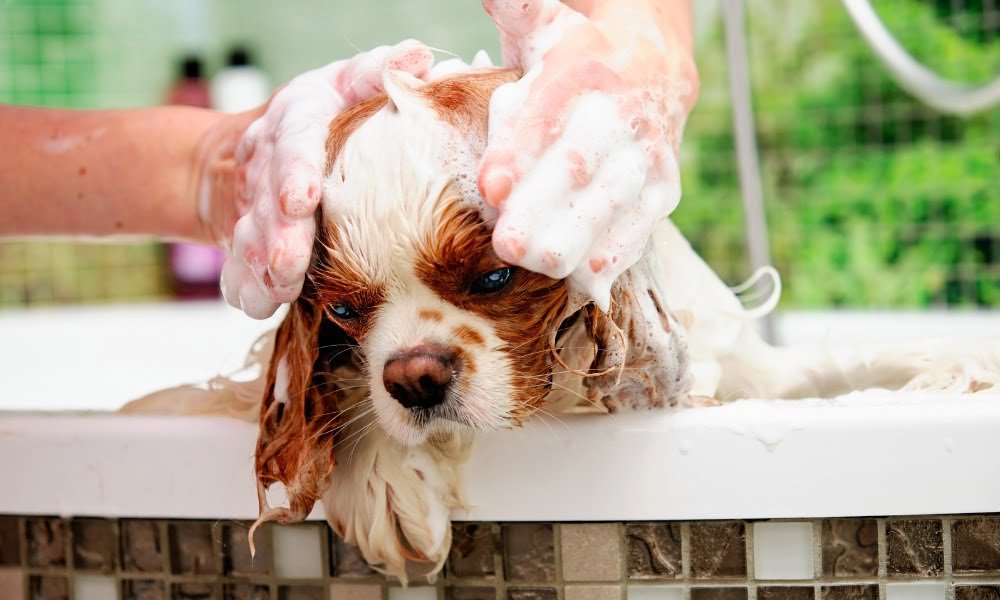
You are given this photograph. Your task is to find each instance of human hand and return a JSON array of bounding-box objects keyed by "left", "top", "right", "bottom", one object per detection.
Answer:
[
  {"left": 198, "top": 40, "right": 435, "bottom": 319},
  {"left": 478, "top": 0, "right": 698, "bottom": 309}
]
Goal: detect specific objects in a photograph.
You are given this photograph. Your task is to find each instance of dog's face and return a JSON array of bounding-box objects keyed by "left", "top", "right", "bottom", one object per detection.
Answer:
[
  {"left": 313, "top": 69, "right": 570, "bottom": 446},
  {"left": 251, "top": 69, "right": 691, "bottom": 528}
]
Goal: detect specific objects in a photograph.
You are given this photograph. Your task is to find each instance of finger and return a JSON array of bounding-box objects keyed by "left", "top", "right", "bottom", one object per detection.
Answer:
[
  {"left": 483, "top": 0, "right": 585, "bottom": 66},
  {"left": 265, "top": 219, "right": 314, "bottom": 302},
  {"left": 337, "top": 40, "right": 435, "bottom": 106},
  {"left": 482, "top": 0, "right": 569, "bottom": 39},
  {"left": 224, "top": 216, "right": 281, "bottom": 319}
]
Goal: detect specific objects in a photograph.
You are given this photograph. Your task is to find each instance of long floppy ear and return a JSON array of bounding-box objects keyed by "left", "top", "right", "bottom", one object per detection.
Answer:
[
  {"left": 253, "top": 292, "right": 349, "bottom": 532},
  {"left": 582, "top": 263, "right": 694, "bottom": 411}
]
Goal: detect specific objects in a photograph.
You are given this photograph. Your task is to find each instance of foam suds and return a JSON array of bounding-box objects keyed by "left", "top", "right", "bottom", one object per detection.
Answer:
[{"left": 480, "top": 0, "right": 694, "bottom": 310}]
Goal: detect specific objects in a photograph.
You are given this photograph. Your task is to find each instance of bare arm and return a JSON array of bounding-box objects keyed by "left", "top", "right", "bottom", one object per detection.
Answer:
[{"left": 0, "top": 105, "right": 236, "bottom": 243}]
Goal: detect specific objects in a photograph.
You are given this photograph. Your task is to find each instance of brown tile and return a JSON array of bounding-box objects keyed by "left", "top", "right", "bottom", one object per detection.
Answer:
[
  {"left": 72, "top": 518, "right": 116, "bottom": 572},
  {"left": 223, "top": 583, "right": 270, "bottom": 600},
  {"left": 820, "top": 584, "right": 877, "bottom": 600},
  {"left": 689, "top": 521, "right": 746, "bottom": 579},
  {"left": 329, "top": 582, "right": 382, "bottom": 600},
  {"left": 278, "top": 585, "right": 325, "bottom": 600},
  {"left": 626, "top": 522, "right": 681, "bottom": 579},
  {"left": 0, "top": 517, "right": 20, "bottom": 566},
  {"left": 886, "top": 519, "right": 943, "bottom": 576},
  {"left": 690, "top": 587, "right": 748, "bottom": 600},
  {"left": 26, "top": 518, "right": 66, "bottom": 568},
  {"left": 953, "top": 517, "right": 1000, "bottom": 573},
  {"left": 561, "top": 523, "right": 621, "bottom": 582},
  {"left": 502, "top": 524, "right": 555, "bottom": 582},
  {"left": 822, "top": 519, "right": 877, "bottom": 577},
  {"left": 329, "top": 530, "right": 374, "bottom": 578},
  {"left": 446, "top": 587, "right": 497, "bottom": 600},
  {"left": 173, "top": 582, "right": 217, "bottom": 599},
  {"left": 0, "top": 568, "right": 24, "bottom": 600},
  {"left": 564, "top": 585, "right": 621, "bottom": 600},
  {"left": 507, "top": 588, "right": 558, "bottom": 600},
  {"left": 448, "top": 523, "right": 496, "bottom": 578},
  {"left": 121, "top": 520, "right": 166, "bottom": 572},
  {"left": 124, "top": 579, "right": 167, "bottom": 600},
  {"left": 758, "top": 586, "right": 815, "bottom": 600},
  {"left": 169, "top": 522, "right": 216, "bottom": 575},
  {"left": 222, "top": 522, "right": 271, "bottom": 577},
  {"left": 956, "top": 585, "right": 1000, "bottom": 600},
  {"left": 29, "top": 575, "right": 69, "bottom": 600}
]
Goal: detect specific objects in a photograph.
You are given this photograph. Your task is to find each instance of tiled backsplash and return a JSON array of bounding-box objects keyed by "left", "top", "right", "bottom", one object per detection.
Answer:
[{"left": 1, "top": 515, "right": 998, "bottom": 599}]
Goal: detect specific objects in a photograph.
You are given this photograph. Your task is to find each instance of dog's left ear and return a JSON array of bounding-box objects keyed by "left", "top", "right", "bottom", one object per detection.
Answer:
[
  {"left": 582, "top": 265, "right": 693, "bottom": 410},
  {"left": 253, "top": 292, "right": 347, "bottom": 528}
]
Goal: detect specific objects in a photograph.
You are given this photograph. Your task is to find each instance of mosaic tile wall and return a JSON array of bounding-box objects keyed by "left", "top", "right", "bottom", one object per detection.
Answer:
[{"left": 1, "top": 515, "right": 999, "bottom": 599}]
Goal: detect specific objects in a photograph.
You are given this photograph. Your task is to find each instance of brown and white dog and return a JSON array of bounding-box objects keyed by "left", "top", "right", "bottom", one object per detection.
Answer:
[{"left": 127, "top": 67, "right": 1000, "bottom": 581}]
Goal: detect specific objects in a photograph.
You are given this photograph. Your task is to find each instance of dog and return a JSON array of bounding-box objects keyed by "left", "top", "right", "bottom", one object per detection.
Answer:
[{"left": 126, "top": 66, "right": 1000, "bottom": 582}]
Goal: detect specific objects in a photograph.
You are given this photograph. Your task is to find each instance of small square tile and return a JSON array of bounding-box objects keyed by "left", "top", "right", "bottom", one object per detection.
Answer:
[
  {"left": 446, "top": 587, "right": 497, "bottom": 600},
  {"left": 956, "top": 585, "right": 1000, "bottom": 600},
  {"left": 626, "top": 586, "right": 683, "bottom": 600},
  {"left": 952, "top": 517, "right": 1000, "bottom": 573},
  {"left": 820, "top": 585, "right": 877, "bottom": 600},
  {"left": 29, "top": 575, "right": 69, "bottom": 600},
  {"left": 886, "top": 582, "right": 946, "bottom": 600},
  {"left": 389, "top": 587, "right": 438, "bottom": 600},
  {"left": 173, "top": 582, "right": 217, "bottom": 599},
  {"left": 757, "top": 587, "right": 814, "bottom": 600},
  {"left": 562, "top": 524, "right": 622, "bottom": 582},
  {"left": 121, "top": 520, "right": 165, "bottom": 572},
  {"left": 754, "top": 522, "right": 813, "bottom": 580},
  {"left": 502, "top": 524, "right": 555, "bottom": 582},
  {"left": 222, "top": 522, "right": 271, "bottom": 576},
  {"left": 123, "top": 579, "right": 166, "bottom": 600},
  {"left": 75, "top": 575, "right": 118, "bottom": 600},
  {"left": 26, "top": 517, "right": 66, "bottom": 568},
  {"left": 626, "top": 523, "right": 681, "bottom": 579},
  {"left": 73, "top": 518, "right": 116, "bottom": 572},
  {"left": 822, "top": 519, "right": 877, "bottom": 577},
  {"left": 690, "top": 587, "right": 747, "bottom": 600},
  {"left": 278, "top": 585, "right": 325, "bottom": 600},
  {"left": 886, "top": 519, "right": 943, "bottom": 576},
  {"left": 0, "top": 517, "right": 20, "bottom": 566},
  {"left": 329, "top": 530, "right": 373, "bottom": 578},
  {"left": 507, "top": 588, "right": 558, "bottom": 600},
  {"left": 223, "top": 583, "right": 270, "bottom": 600},
  {"left": 169, "top": 522, "right": 216, "bottom": 575},
  {"left": 329, "top": 583, "right": 382, "bottom": 600},
  {"left": 273, "top": 525, "right": 324, "bottom": 579},
  {"left": 0, "top": 568, "right": 24, "bottom": 600},
  {"left": 566, "top": 586, "right": 621, "bottom": 600},
  {"left": 689, "top": 521, "right": 747, "bottom": 579},
  {"left": 448, "top": 523, "right": 496, "bottom": 578}
]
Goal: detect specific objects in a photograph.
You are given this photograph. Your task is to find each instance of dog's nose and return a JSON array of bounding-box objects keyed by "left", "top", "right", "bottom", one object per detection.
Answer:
[{"left": 382, "top": 344, "right": 455, "bottom": 410}]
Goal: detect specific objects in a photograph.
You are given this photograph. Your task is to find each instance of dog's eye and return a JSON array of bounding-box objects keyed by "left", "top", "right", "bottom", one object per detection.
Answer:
[
  {"left": 470, "top": 267, "right": 515, "bottom": 294},
  {"left": 330, "top": 305, "right": 359, "bottom": 319}
]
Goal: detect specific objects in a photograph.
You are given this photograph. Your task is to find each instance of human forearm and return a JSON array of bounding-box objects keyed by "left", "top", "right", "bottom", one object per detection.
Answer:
[{"left": 0, "top": 105, "right": 226, "bottom": 243}]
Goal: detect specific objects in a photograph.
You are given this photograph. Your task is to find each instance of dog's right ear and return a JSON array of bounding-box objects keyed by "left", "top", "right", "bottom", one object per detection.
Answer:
[{"left": 253, "top": 292, "right": 342, "bottom": 529}]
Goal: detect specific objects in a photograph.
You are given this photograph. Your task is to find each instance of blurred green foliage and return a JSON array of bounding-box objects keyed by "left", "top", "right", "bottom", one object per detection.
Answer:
[{"left": 675, "top": 0, "right": 999, "bottom": 308}]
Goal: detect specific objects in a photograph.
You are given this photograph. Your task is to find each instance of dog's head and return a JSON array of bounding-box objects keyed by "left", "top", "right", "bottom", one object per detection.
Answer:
[{"left": 252, "top": 68, "right": 690, "bottom": 526}]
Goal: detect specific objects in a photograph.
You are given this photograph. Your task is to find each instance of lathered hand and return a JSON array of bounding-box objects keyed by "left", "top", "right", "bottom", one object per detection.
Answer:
[
  {"left": 479, "top": 0, "right": 698, "bottom": 309},
  {"left": 199, "top": 40, "right": 435, "bottom": 318}
]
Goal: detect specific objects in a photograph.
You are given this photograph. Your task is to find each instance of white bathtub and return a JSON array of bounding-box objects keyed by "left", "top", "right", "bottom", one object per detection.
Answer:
[{"left": 0, "top": 301, "right": 998, "bottom": 523}]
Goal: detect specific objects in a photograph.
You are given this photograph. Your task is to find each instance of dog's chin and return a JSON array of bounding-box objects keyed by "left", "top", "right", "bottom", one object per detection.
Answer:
[{"left": 370, "top": 389, "right": 463, "bottom": 446}]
